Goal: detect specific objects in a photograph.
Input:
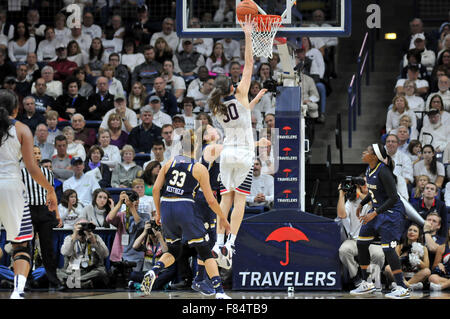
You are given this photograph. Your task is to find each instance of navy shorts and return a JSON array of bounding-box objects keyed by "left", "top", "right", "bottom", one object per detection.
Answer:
[
  {"left": 160, "top": 198, "right": 208, "bottom": 247},
  {"left": 194, "top": 191, "right": 217, "bottom": 248}
]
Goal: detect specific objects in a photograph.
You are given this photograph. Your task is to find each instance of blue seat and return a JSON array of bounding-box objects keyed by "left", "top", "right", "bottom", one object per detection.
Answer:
[{"left": 134, "top": 153, "right": 151, "bottom": 168}]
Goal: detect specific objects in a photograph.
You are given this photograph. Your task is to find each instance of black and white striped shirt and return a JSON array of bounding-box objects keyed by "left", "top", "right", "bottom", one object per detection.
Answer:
[{"left": 21, "top": 166, "right": 54, "bottom": 206}]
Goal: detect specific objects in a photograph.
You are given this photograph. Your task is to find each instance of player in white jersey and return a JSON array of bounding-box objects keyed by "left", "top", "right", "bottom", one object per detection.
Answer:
[
  {"left": 208, "top": 16, "right": 268, "bottom": 268},
  {"left": 0, "top": 89, "right": 57, "bottom": 299}
]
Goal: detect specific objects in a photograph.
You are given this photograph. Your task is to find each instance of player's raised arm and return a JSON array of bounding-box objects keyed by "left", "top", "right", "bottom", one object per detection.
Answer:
[{"left": 236, "top": 15, "right": 255, "bottom": 104}]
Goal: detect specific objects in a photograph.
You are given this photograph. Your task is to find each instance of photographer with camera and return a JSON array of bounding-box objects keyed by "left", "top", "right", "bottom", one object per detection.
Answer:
[
  {"left": 57, "top": 218, "right": 109, "bottom": 289},
  {"left": 336, "top": 176, "right": 385, "bottom": 291}
]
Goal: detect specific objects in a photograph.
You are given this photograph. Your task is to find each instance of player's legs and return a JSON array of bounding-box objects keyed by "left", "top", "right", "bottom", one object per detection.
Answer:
[
  {"left": 10, "top": 241, "right": 32, "bottom": 299},
  {"left": 213, "top": 191, "right": 234, "bottom": 259}
]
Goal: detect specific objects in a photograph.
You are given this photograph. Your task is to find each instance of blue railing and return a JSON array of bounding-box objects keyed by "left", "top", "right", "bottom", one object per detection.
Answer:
[{"left": 347, "top": 30, "right": 375, "bottom": 148}]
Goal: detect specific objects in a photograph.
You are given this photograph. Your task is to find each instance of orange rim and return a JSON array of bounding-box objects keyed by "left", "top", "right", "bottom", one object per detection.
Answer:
[{"left": 254, "top": 14, "right": 283, "bottom": 32}]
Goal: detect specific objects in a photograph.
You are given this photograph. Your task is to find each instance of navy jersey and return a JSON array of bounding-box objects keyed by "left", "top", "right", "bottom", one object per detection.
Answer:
[
  {"left": 200, "top": 153, "right": 221, "bottom": 192},
  {"left": 162, "top": 155, "right": 198, "bottom": 199}
]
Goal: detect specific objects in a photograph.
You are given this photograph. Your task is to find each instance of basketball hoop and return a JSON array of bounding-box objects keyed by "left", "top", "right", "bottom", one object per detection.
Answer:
[{"left": 251, "top": 14, "right": 283, "bottom": 59}]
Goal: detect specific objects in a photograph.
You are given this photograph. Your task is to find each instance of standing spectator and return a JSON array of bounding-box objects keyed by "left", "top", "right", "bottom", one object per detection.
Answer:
[
  {"left": 98, "top": 129, "right": 121, "bottom": 170},
  {"left": 36, "top": 26, "right": 57, "bottom": 62},
  {"left": 58, "top": 189, "right": 85, "bottom": 229},
  {"left": 7, "top": 21, "right": 36, "bottom": 63},
  {"left": 31, "top": 66, "right": 63, "bottom": 100},
  {"left": 31, "top": 78, "right": 55, "bottom": 114},
  {"left": 100, "top": 93, "right": 138, "bottom": 134},
  {"left": 16, "top": 96, "right": 45, "bottom": 134},
  {"left": 128, "top": 105, "right": 162, "bottom": 154},
  {"left": 83, "top": 146, "right": 112, "bottom": 188},
  {"left": 413, "top": 144, "right": 445, "bottom": 189},
  {"left": 63, "top": 157, "right": 101, "bottom": 206},
  {"left": 246, "top": 159, "right": 274, "bottom": 209},
  {"left": 150, "top": 18, "right": 179, "bottom": 53},
  {"left": 82, "top": 188, "right": 114, "bottom": 228},
  {"left": 146, "top": 77, "right": 179, "bottom": 116},
  {"left": 33, "top": 123, "right": 55, "bottom": 160},
  {"left": 111, "top": 145, "right": 143, "bottom": 188},
  {"left": 132, "top": 45, "right": 162, "bottom": 93},
  {"left": 173, "top": 39, "right": 205, "bottom": 82},
  {"left": 86, "top": 76, "right": 115, "bottom": 121},
  {"left": 47, "top": 43, "right": 78, "bottom": 83},
  {"left": 54, "top": 78, "right": 89, "bottom": 120}
]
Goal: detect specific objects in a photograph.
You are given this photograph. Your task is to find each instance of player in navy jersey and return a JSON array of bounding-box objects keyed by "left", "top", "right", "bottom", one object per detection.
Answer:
[
  {"left": 141, "top": 129, "right": 231, "bottom": 299},
  {"left": 350, "top": 143, "right": 410, "bottom": 299}
]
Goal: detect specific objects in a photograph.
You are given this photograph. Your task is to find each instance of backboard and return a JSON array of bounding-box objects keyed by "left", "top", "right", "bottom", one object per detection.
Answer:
[{"left": 176, "top": 0, "right": 351, "bottom": 38}]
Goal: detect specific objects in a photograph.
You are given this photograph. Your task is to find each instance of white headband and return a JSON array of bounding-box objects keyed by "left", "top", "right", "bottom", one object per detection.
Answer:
[{"left": 372, "top": 144, "right": 385, "bottom": 162}]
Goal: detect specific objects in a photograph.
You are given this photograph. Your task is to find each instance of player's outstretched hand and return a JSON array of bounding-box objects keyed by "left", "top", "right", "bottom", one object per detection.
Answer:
[{"left": 238, "top": 14, "right": 255, "bottom": 35}]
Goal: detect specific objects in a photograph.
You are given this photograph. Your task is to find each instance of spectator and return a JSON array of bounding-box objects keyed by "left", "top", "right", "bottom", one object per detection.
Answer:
[
  {"left": 405, "top": 139, "right": 423, "bottom": 165},
  {"left": 300, "top": 72, "right": 321, "bottom": 119},
  {"left": 146, "top": 77, "right": 179, "bottom": 117},
  {"left": 63, "top": 156, "right": 101, "bottom": 206},
  {"left": 162, "top": 59, "right": 186, "bottom": 103},
  {"left": 0, "top": 48, "right": 15, "bottom": 85},
  {"left": 73, "top": 67, "right": 94, "bottom": 98},
  {"left": 101, "top": 63, "right": 124, "bottom": 97},
  {"left": 54, "top": 12, "right": 71, "bottom": 44},
  {"left": 57, "top": 218, "right": 109, "bottom": 288},
  {"left": 86, "top": 76, "right": 115, "bottom": 121},
  {"left": 45, "top": 110, "right": 61, "bottom": 145},
  {"left": 264, "top": 113, "right": 275, "bottom": 129},
  {"left": 419, "top": 109, "right": 450, "bottom": 153},
  {"left": 132, "top": 45, "right": 162, "bottom": 93},
  {"left": 67, "top": 26, "right": 92, "bottom": 54},
  {"left": 444, "top": 142, "right": 450, "bottom": 178},
  {"left": 128, "top": 81, "right": 148, "bottom": 115},
  {"left": 8, "top": 21, "right": 36, "bottom": 62},
  {"left": 160, "top": 123, "right": 181, "bottom": 160},
  {"left": 336, "top": 177, "right": 385, "bottom": 289},
  {"left": 395, "top": 65, "right": 429, "bottom": 97},
  {"left": 98, "top": 129, "right": 121, "bottom": 171},
  {"left": 428, "top": 224, "right": 450, "bottom": 291},
  {"left": 402, "top": 80, "right": 425, "bottom": 121},
  {"left": 229, "top": 61, "right": 242, "bottom": 86},
  {"left": 16, "top": 96, "right": 45, "bottom": 134},
  {"left": 85, "top": 37, "right": 108, "bottom": 85},
  {"left": 217, "top": 38, "right": 240, "bottom": 61},
  {"left": 31, "top": 77, "right": 55, "bottom": 114},
  {"left": 402, "top": 36, "right": 436, "bottom": 75},
  {"left": 130, "top": 178, "right": 156, "bottom": 217},
  {"left": 110, "top": 14, "right": 125, "bottom": 39},
  {"left": 31, "top": 66, "right": 63, "bottom": 100},
  {"left": 81, "top": 11, "right": 102, "bottom": 40},
  {"left": 47, "top": 43, "right": 78, "bottom": 82},
  {"left": 384, "top": 223, "right": 430, "bottom": 290},
  {"left": 37, "top": 26, "right": 57, "bottom": 62},
  {"left": 402, "top": 18, "right": 436, "bottom": 55},
  {"left": 141, "top": 160, "right": 161, "bottom": 196},
  {"left": 33, "top": 123, "right": 55, "bottom": 160},
  {"left": 425, "top": 75, "right": 450, "bottom": 112},
  {"left": 246, "top": 158, "right": 274, "bottom": 209},
  {"left": 173, "top": 39, "right": 206, "bottom": 81},
  {"left": 181, "top": 17, "right": 213, "bottom": 57},
  {"left": 84, "top": 145, "right": 112, "bottom": 188},
  {"left": 422, "top": 212, "right": 447, "bottom": 271},
  {"left": 180, "top": 97, "right": 196, "bottom": 130},
  {"left": 189, "top": 76, "right": 215, "bottom": 113},
  {"left": 71, "top": 113, "right": 96, "bottom": 150},
  {"left": 82, "top": 188, "right": 115, "bottom": 228},
  {"left": 127, "top": 105, "right": 162, "bottom": 154},
  {"left": 422, "top": 94, "right": 450, "bottom": 127},
  {"left": 206, "top": 42, "right": 229, "bottom": 75},
  {"left": 100, "top": 93, "right": 138, "bottom": 134},
  {"left": 103, "top": 113, "right": 129, "bottom": 149},
  {"left": 25, "top": 52, "right": 41, "bottom": 83},
  {"left": 111, "top": 145, "right": 143, "bottom": 188},
  {"left": 248, "top": 80, "right": 273, "bottom": 117},
  {"left": 58, "top": 189, "right": 85, "bottom": 229},
  {"left": 394, "top": 115, "right": 418, "bottom": 143},
  {"left": 150, "top": 18, "right": 179, "bottom": 53},
  {"left": 413, "top": 144, "right": 445, "bottom": 189},
  {"left": 386, "top": 95, "right": 417, "bottom": 134},
  {"left": 410, "top": 175, "right": 430, "bottom": 206},
  {"left": 120, "top": 39, "right": 145, "bottom": 73},
  {"left": 66, "top": 40, "right": 88, "bottom": 68},
  {"left": 148, "top": 139, "right": 167, "bottom": 167},
  {"left": 59, "top": 126, "right": 86, "bottom": 161},
  {"left": 15, "top": 63, "right": 31, "bottom": 98},
  {"left": 172, "top": 114, "right": 186, "bottom": 132},
  {"left": 431, "top": 49, "right": 450, "bottom": 80},
  {"left": 149, "top": 96, "right": 172, "bottom": 128},
  {"left": 108, "top": 52, "right": 130, "bottom": 92},
  {"left": 187, "top": 65, "right": 209, "bottom": 97},
  {"left": 154, "top": 37, "right": 173, "bottom": 65},
  {"left": 54, "top": 77, "right": 89, "bottom": 120}
]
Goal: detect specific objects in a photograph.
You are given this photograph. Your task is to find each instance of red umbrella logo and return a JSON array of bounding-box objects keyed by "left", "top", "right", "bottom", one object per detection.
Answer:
[
  {"left": 266, "top": 227, "right": 309, "bottom": 266},
  {"left": 282, "top": 126, "right": 292, "bottom": 135},
  {"left": 283, "top": 168, "right": 292, "bottom": 177},
  {"left": 282, "top": 189, "right": 292, "bottom": 198},
  {"left": 282, "top": 147, "right": 292, "bottom": 156}
]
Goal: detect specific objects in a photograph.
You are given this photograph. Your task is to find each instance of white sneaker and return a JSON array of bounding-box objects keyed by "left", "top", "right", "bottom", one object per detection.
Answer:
[
  {"left": 430, "top": 282, "right": 442, "bottom": 291},
  {"left": 10, "top": 291, "right": 24, "bottom": 299},
  {"left": 385, "top": 286, "right": 410, "bottom": 299},
  {"left": 216, "top": 292, "right": 231, "bottom": 299},
  {"left": 141, "top": 270, "right": 156, "bottom": 295},
  {"left": 221, "top": 242, "right": 235, "bottom": 270},
  {"left": 409, "top": 282, "right": 423, "bottom": 291},
  {"left": 350, "top": 280, "right": 376, "bottom": 295}
]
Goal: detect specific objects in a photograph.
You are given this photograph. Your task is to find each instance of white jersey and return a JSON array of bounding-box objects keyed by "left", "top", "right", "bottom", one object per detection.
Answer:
[
  {"left": 0, "top": 122, "right": 22, "bottom": 180},
  {"left": 214, "top": 96, "right": 255, "bottom": 152}
]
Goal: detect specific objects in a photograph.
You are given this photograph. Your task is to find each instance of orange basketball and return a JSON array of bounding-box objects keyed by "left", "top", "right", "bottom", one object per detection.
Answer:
[{"left": 236, "top": 0, "right": 259, "bottom": 21}]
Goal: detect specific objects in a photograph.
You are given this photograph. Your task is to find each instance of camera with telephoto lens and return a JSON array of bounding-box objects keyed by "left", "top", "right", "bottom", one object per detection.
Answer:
[
  {"left": 78, "top": 222, "right": 96, "bottom": 237},
  {"left": 340, "top": 176, "right": 366, "bottom": 201},
  {"left": 263, "top": 79, "right": 278, "bottom": 94},
  {"left": 125, "top": 190, "right": 139, "bottom": 202},
  {"left": 149, "top": 220, "right": 161, "bottom": 232}
]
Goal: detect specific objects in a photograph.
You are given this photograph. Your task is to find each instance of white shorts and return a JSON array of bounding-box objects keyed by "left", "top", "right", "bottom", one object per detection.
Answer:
[
  {"left": 219, "top": 147, "right": 254, "bottom": 195},
  {"left": 0, "top": 180, "right": 33, "bottom": 242}
]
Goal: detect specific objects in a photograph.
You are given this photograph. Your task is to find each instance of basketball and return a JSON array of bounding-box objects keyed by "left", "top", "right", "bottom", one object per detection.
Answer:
[{"left": 236, "top": 0, "right": 259, "bottom": 21}]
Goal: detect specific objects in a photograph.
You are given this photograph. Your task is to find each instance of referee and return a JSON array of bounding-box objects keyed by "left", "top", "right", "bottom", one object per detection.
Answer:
[{"left": 21, "top": 145, "right": 63, "bottom": 290}]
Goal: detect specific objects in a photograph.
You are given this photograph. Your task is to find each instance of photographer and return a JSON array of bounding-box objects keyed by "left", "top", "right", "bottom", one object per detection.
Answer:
[
  {"left": 336, "top": 176, "right": 385, "bottom": 290},
  {"left": 57, "top": 218, "right": 109, "bottom": 289},
  {"left": 106, "top": 190, "right": 150, "bottom": 275}
]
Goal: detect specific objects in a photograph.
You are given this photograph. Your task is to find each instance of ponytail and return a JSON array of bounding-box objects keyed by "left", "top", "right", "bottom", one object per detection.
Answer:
[
  {"left": 209, "top": 75, "right": 232, "bottom": 116},
  {"left": 0, "top": 107, "right": 12, "bottom": 147},
  {"left": 0, "top": 89, "right": 17, "bottom": 147}
]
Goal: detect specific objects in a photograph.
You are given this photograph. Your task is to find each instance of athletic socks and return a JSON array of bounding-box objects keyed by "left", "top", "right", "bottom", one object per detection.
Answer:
[
  {"left": 14, "top": 274, "right": 27, "bottom": 294},
  {"left": 152, "top": 261, "right": 165, "bottom": 276},
  {"left": 227, "top": 234, "right": 236, "bottom": 246},
  {"left": 217, "top": 234, "right": 225, "bottom": 246},
  {"left": 211, "top": 276, "right": 224, "bottom": 294},
  {"left": 195, "top": 264, "right": 206, "bottom": 282}
]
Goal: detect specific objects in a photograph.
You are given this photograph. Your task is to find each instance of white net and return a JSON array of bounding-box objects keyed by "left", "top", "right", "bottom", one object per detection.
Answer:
[{"left": 251, "top": 15, "right": 283, "bottom": 59}]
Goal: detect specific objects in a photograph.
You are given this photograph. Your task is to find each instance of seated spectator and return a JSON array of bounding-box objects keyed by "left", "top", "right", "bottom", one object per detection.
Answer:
[
  {"left": 0, "top": 48, "right": 15, "bottom": 85},
  {"left": 66, "top": 40, "right": 88, "bottom": 68},
  {"left": 107, "top": 190, "right": 149, "bottom": 273},
  {"left": 47, "top": 43, "right": 78, "bottom": 82},
  {"left": 141, "top": 160, "right": 161, "bottom": 196},
  {"left": 248, "top": 80, "right": 273, "bottom": 117},
  {"left": 444, "top": 142, "right": 450, "bottom": 178},
  {"left": 437, "top": 29, "right": 450, "bottom": 58},
  {"left": 180, "top": 97, "right": 196, "bottom": 130},
  {"left": 187, "top": 66, "right": 209, "bottom": 97},
  {"left": 100, "top": 93, "right": 138, "bottom": 134},
  {"left": 33, "top": 123, "right": 55, "bottom": 160},
  {"left": 51, "top": 135, "right": 74, "bottom": 182},
  {"left": 54, "top": 12, "right": 71, "bottom": 44},
  {"left": 413, "top": 144, "right": 446, "bottom": 189},
  {"left": 67, "top": 26, "right": 92, "bottom": 55},
  {"left": 71, "top": 113, "right": 97, "bottom": 153},
  {"left": 82, "top": 188, "right": 115, "bottom": 228},
  {"left": 300, "top": 73, "right": 320, "bottom": 119},
  {"left": 98, "top": 129, "right": 121, "bottom": 171},
  {"left": 131, "top": 45, "right": 162, "bottom": 93},
  {"left": 24, "top": 52, "right": 41, "bottom": 83},
  {"left": 8, "top": 21, "right": 36, "bottom": 63},
  {"left": 84, "top": 145, "right": 112, "bottom": 188},
  {"left": 86, "top": 76, "right": 115, "bottom": 121},
  {"left": 16, "top": 96, "right": 45, "bottom": 134},
  {"left": 31, "top": 77, "right": 55, "bottom": 114},
  {"left": 102, "top": 63, "right": 124, "bottom": 97},
  {"left": 160, "top": 123, "right": 182, "bottom": 160},
  {"left": 396, "top": 115, "right": 418, "bottom": 142},
  {"left": 229, "top": 61, "right": 242, "bottom": 87},
  {"left": 173, "top": 39, "right": 206, "bottom": 82},
  {"left": 428, "top": 227, "right": 450, "bottom": 291},
  {"left": 55, "top": 78, "right": 89, "bottom": 120},
  {"left": 386, "top": 95, "right": 417, "bottom": 134},
  {"left": 149, "top": 96, "right": 172, "bottom": 128},
  {"left": 130, "top": 178, "right": 156, "bottom": 217},
  {"left": 58, "top": 189, "right": 85, "bottom": 229},
  {"left": 419, "top": 109, "right": 450, "bottom": 154},
  {"left": 385, "top": 223, "right": 430, "bottom": 290},
  {"left": 402, "top": 36, "right": 436, "bottom": 75},
  {"left": 431, "top": 49, "right": 450, "bottom": 83},
  {"left": 154, "top": 37, "right": 173, "bottom": 65},
  {"left": 111, "top": 145, "right": 143, "bottom": 188},
  {"left": 63, "top": 156, "right": 101, "bottom": 207},
  {"left": 403, "top": 80, "right": 426, "bottom": 120},
  {"left": 395, "top": 64, "right": 429, "bottom": 97},
  {"left": 409, "top": 174, "right": 430, "bottom": 206},
  {"left": 422, "top": 94, "right": 450, "bottom": 128},
  {"left": 425, "top": 75, "right": 450, "bottom": 112},
  {"left": 246, "top": 158, "right": 274, "bottom": 209},
  {"left": 405, "top": 139, "right": 423, "bottom": 165},
  {"left": 179, "top": 17, "right": 213, "bottom": 57},
  {"left": 120, "top": 39, "right": 145, "bottom": 73},
  {"left": 57, "top": 218, "right": 109, "bottom": 288},
  {"left": 162, "top": 59, "right": 186, "bottom": 103},
  {"left": 150, "top": 18, "right": 179, "bottom": 53},
  {"left": 147, "top": 139, "right": 167, "bottom": 167},
  {"left": 58, "top": 126, "right": 86, "bottom": 161},
  {"left": 127, "top": 105, "right": 162, "bottom": 154},
  {"left": 110, "top": 14, "right": 125, "bottom": 39},
  {"left": 217, "top": 38, "right": 240, "bottom": 61},
  {"left": 172, "top": 114, "right": 186, "bottom": 132},
  {"left": 422, "top": 212, "right": 447, "bottom": 271},
  {"left": 402, "top": 18, "right": 436, "bottom": 55},
  {"left": 45, "top": 110, "right": 61, "bottom": 145},
  {"left": 37, "top": 26, "right": 57, "bottom": 62},
  {"left": 146, "top": 77, "right": 179, "bottom": 116},
  {"left": 108, "top": 52, "right": 130, "bottom": 94},
  {"left": 128, "top": 81, "right": 148, "bottom": 115},
  {"left": 85, "top": 37, "right": 109, "bottom": 86},
  {"left": 31, "top": 66, "right": 63, "bottom": 100},
  {"left": 205, "top": 42, "right": 229, "bottom": 76},
  {"left": 103, "top": 113, "right": 129, "bottom": 149},
  {"left": 81, "top": 11, "right": 102, "bottom": 40},
  {"left": 195, "top": 112, "right": 213, "bottom": 129},
  {"left": 15, "top": 63, "right": 31, "bottom": 98},
  {"left": 189, "top": 76, "right": 215, "bottom": 113}
]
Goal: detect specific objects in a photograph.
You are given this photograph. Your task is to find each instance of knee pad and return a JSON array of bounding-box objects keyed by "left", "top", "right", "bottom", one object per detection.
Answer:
[
  {"left": 168, "top": 242, "right": 182, "bottom": 260},
  {"left": 12, "top": 242, "right": 32, "bottom": 265},
  {"left": 195, "top": 244, "right": 213, "bottom": 262}
]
